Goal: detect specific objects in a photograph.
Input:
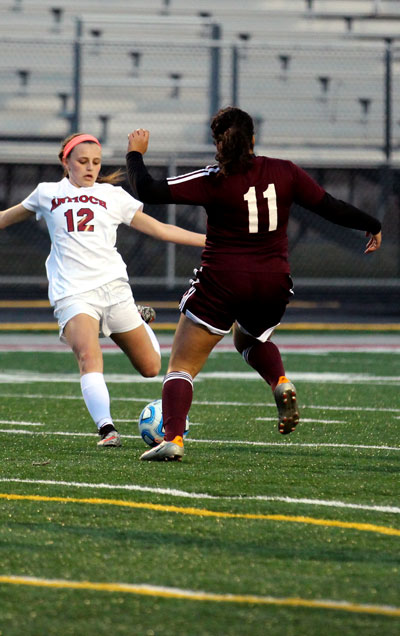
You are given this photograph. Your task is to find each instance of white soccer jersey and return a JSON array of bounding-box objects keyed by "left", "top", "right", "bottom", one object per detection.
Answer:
[{"left": 22, "top": 177, "right": 142, "bottom": 305}]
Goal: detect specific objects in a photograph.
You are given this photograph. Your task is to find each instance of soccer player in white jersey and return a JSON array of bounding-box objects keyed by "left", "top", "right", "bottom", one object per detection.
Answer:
[{"left": 0, "top": 133, "right": 205, "bottom": 447}]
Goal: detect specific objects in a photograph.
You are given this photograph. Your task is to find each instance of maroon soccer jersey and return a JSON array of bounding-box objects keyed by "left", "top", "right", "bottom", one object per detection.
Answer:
[{"left": 167, "top": 156, "right": 325, "bottom": 272}]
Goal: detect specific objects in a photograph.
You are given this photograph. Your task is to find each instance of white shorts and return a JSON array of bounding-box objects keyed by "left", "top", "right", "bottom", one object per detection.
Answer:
[{"left": 54, "top": 279, "right": 143, "bottom": 342}]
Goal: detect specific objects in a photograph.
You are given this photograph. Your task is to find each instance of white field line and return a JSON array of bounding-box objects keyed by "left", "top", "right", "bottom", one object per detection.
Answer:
[
  {"left": 257, "top": 417, "right": 346, "bottom": 424},
  {"left": 1, "top": 340, "right": 399, "bottom": 353},
  {"left": 0, "top": 370, "right": 398, "bottom": 385},
  {"left": 201, "top": 371, "right": 400, "bottom": 385},
  {"left": 0, "top": 428, "right": 399, "bottom": 454},
  {"left": 114, "top": 419, "right": 203, "bottom": 426},
  {"left": 0, "top": 392, "right": 399, "bottom": 414},
  {"left": 1, "top": 477, "right": 399, "bottom": 515},
  {"left": 1, "top": 575, "right": 400, "bottom": 617},
  {"left": 113, "top": 418, "right": 202, "bottom": 426},
  {"left": 0, "top": 419, "right": 43, "bottom": 426}
]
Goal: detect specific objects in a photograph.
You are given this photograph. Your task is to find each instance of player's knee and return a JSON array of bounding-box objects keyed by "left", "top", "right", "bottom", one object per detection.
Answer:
[
  {"left": 76, "top": 349, "right": 102, "bottom": 374},
  {"left": 140, "top": 355, "right": 161, "bottom": 378}
]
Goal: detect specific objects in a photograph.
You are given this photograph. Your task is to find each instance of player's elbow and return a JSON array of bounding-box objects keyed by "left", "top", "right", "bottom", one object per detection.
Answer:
[
  {"left": 152, "top": 223, "right": 170, "bottom": 242},
  {"left": 0, "top": 212, "right": 7, "bottom": 230}
]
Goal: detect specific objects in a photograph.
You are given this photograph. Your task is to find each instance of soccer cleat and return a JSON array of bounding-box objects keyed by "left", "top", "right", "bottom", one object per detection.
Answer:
[
  {"left": 97, "top": 424, "right": 121, "bottom": 447},
  {"left": 274, "top": 376, "right": 300, "bottom": 435},
  {"left": 137, "top": 305, "right": 156, "bottom": 324},
  {"left": 140, "top": 436, "right": 184, "bottom": 461}
]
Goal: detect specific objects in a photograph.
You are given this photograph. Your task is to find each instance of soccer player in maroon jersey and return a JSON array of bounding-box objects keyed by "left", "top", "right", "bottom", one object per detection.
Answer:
[{"left": 126, "top": 107, "right": 382, "bottom": 462}]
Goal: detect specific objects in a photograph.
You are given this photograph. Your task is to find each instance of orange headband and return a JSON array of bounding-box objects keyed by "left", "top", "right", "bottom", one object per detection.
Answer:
[{"left": 62, "top": 134, "right": 101, "bottom": 159}]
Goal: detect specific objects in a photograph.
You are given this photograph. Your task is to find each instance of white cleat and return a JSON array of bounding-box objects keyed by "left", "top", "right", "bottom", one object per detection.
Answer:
[
  {"left": 97, "top": 425, "right": 121, "bottom": 447},
  {"left": 140, "top": 436, "right": 184, "bottom": 461}
]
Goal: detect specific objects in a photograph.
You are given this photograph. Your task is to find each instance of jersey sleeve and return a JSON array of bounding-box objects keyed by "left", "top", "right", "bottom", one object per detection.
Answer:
[
  {"left": 126, "top": 151, "right": 172, "bottom": 203},
  {"left": 167, "top": 169, "right": 212, "bottom": 205},
  {"left": 116, "top": 186, "right": 143, "bottom": 225},
  {"left": 126, "top": 151, "right": 211, "bottom": 205},
  {"left": 290, "top": 162, "right": 325, "bottom": 209},
  {"left": 310, "top": 192, "right": 382, "bottom": 234},
  {"left": 21, "top": 185, "right": 42, "bottom": 219}
]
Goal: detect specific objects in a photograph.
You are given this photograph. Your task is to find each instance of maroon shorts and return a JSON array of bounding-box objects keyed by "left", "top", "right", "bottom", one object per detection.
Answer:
[{"left": 179, "top": 266, "right": 293, "bottom": 340}]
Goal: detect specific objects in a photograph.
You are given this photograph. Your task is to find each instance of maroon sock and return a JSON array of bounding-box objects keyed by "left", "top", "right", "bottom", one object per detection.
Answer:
[
  {"left": 243, "top": 340, "right": 285, "bottom": 391},
  {"left": 162, "top": 371, "right": 193, "bottom": 441}
]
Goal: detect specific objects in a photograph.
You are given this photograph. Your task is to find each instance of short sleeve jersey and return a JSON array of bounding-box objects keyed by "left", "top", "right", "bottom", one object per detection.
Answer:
[
  {"left": 167, "top": 156, "right": 325, "bottom": 272},
  {"left": 22, "top": 177, "right": 142, "bottom": 305}
]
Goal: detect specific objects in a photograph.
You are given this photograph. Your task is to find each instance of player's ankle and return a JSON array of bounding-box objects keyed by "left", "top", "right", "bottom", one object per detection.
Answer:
[{"left": 165, "top": 435, "right": 184, "bottom": 446}]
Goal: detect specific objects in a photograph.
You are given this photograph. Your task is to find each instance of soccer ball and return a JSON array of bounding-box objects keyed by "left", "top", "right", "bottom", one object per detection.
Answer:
[{"left": 138, "top": 399, "right": 190, "bottom": 447}]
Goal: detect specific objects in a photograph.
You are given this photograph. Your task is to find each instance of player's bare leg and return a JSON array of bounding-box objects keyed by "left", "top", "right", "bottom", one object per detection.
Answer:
[
  {"left": 111, "top": 323, "right": 161, "bottom": 378},
  {"left": 168, "top": 314, "right": 223, "bottom": 378},
  {"left": 64, "top": 313, "right": 121, "bottom": 446},
  {"left": 64, "top": 313, "right": 103, "bottom": 374},
  {"left": 140, "top": 314, "right": 223, "bottom": 461}
]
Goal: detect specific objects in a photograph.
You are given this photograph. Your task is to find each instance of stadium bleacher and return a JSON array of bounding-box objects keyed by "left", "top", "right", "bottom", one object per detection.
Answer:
[
  {"left": 0, "top": 0, "right": 399, "bottom": 163},
  {"left": 0, "top": 0, "right": 398, "bottom": 298}
]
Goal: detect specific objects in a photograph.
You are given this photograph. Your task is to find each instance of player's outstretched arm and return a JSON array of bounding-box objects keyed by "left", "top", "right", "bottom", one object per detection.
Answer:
[
  {"left": 126, "top": 132, "right": 172, "bottom": 204},
  {"left": 364, "top": 231, "right": 382, "bottom": 254},
  {"left": 309, "top": 192, "right": 382, "bottom": 253},
  {"left": 130, "top": 209, "right": 205, "bottom": 247},
  {"left": 0, "top": 204, "right": 34, "bottom": 229}
]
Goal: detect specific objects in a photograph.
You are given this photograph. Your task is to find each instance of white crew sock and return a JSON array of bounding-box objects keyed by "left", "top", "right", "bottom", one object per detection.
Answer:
[{"left": 80, "top": 372, "right": 113, "bottom": 431}]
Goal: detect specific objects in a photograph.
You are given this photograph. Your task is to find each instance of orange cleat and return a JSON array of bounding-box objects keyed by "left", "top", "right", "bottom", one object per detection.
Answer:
[{"left": 274, "top": 376, "right": 300, "bottom": 435}]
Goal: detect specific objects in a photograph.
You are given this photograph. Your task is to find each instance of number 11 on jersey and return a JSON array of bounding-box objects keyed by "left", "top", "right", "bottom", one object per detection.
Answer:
[{"left": 243, "top": 184, "right": 277, "bottom": 233}]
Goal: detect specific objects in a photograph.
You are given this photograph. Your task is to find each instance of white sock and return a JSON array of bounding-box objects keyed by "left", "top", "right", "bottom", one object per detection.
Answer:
[
  {"left": 143, "top": 321, "right": 161, "bottom": 356},
  {"left": 80, "top": 372, "right": 113, "bottom": 431}
]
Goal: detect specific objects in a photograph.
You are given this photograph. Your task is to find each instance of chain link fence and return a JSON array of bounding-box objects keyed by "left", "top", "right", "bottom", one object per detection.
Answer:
[{"left": 0, "top": 31, "right": 399, "bottom": 297}]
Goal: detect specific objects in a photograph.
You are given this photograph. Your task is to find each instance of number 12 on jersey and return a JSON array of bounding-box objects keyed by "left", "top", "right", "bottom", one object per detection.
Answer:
[{"left": 243, "top": 184, "right": 277, "bottom": 233}]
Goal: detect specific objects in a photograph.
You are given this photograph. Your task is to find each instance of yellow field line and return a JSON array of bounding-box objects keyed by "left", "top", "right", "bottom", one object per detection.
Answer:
[
  {"left": 0, "top": 300, "right": 51, "bottom": 308},
  {"left": 0, "top": 575, "right": 399, "bottom": 617},
  {"left": 1, "top": 493, "right": 399, "bottom": 537},
  {"left": 0, "top": 323, "right": 59, "bottom": 330},
  {"left": 0, "top": 300, "right": 337, "bottom": 309},
  {"left": 0, "top": 322, "right": 399, "bottom": 332},
  {"left": 277, "top": 323, "right": 400, "bottom": 331}
]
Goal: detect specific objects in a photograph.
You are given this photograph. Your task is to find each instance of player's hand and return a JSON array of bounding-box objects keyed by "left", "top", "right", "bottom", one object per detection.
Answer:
[
  {"left": 364, "top": 230, "right": 382, "bottom": 253},
  {"left": 127, "top": 129, "right": 149, "bottom": 155}
]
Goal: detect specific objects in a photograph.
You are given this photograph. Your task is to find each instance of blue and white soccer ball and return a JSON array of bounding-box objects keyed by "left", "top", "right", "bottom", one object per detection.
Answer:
[{"left": 138, "top": 399, "right": 190, "bottom": 447}]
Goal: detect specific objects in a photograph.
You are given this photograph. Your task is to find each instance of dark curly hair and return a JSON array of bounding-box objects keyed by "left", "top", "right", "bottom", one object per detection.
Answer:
[{"left": 210, "top": 106, "right": 255, "bottom": 176}]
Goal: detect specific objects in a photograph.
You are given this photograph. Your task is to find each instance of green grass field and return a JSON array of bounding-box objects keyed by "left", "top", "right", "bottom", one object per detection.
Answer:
[{"left": 0, "top": 338, "right": 399, "bottom": 636}]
